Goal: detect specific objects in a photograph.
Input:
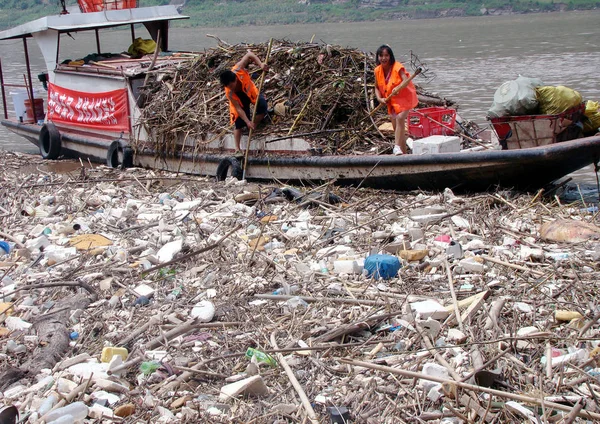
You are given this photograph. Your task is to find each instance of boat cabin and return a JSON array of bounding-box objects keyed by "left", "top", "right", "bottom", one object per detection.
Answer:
[{"left": 0, "top": 1, "right": 188, "bottom": 143}]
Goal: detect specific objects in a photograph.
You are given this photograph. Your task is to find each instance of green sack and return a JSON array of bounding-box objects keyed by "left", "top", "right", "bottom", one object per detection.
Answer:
[{"left": 128, "top": 38, "right": 157, "bottom": 56}]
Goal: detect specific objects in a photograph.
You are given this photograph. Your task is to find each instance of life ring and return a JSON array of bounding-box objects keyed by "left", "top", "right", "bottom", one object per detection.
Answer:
[
  {"left": 38, "top": 123, "right": 61, "bottom": 160},
  {"left": 106, "top": 140, "right": 134, "bottom": 169},
  {"left": 215, "top": 157, "right": 243, "bottom": 181}
]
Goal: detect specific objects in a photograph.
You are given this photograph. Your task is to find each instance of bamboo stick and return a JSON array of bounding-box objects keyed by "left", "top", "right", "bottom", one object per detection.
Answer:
[
  {"left": 271, "top": 332, "right": 319, "bottom": 423},
  {"left": 243, "top": 38, "right": 273, "bottom": 179}
]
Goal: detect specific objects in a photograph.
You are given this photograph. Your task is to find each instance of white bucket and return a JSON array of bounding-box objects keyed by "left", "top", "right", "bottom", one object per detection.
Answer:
[
  {"left": 10, "top": 90, "right": 42, "bottom": 122},
  {"left": 10, "top": 91, "right": 28, "bottom": 121}
]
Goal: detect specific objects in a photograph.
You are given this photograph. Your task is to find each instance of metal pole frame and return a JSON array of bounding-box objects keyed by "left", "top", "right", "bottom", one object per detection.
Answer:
[
  {"left": 23, "top": 36, "right": 37, "bottom": 122},
  {"left": 0, "top": 59, "right": 7, "bottom": 119}
]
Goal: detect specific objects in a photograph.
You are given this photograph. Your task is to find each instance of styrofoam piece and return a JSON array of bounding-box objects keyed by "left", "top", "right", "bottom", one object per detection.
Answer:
[
  {"left": 219, "top": 375, "right": 269, "bottom": 401},
  {"left": 458, "top": 257, "right": 485, "bottom": 273},
  {"left": 67, "top": 361, "right": 108, "bottom": 380},
  {"left": 418, "top": 363, "right": 449, "bottom": 392},
  {"left": 410, "top": 300, "right": 450, "bottom": 320},
  {"left": 447, "top": 328, "right": 467, "bottom": 344},
  {"left": 412, "top": 136, "right": 461, "bottom": 155},
  {"left": 25, "top": 235, "right": 51, "bottom": 252},
  {"left": 5, "top": 316, "right": 32, "bottom": 331},
  {"left": 516, "top": 326, "right": 540, "bottom": 350},
  {"left": 134, "top": 283, "right": 155, "bottom": 297},
  {"left": 156, "top": 239, "right": 182, "bottom": 263},
  {"left": 190, "top": 300, "right": 215, "bottom": 322},
  {"left": 333, "top": 259, "right": 363, "bottom": 274}
]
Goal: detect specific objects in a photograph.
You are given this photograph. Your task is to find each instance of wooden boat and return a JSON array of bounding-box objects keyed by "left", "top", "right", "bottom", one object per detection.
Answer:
[{"left": 1, "top": 2, "right": 599, "bottom": 192}]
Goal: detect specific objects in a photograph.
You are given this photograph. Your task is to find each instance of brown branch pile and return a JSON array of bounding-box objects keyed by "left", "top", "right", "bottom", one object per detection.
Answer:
[{"left": 137, "top": 39, "right": 452, "bottom": 156}]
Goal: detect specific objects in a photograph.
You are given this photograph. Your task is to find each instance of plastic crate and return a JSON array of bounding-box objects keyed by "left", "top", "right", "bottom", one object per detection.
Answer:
[
  {"left": 408, "top": 107, "right": 457, "bottom": 139},
  {"left": 489, "top": 104, "right": 585, "bottom": 150},
  {"left": 78, "top": 0, "right": 136, "bottom": 13}
]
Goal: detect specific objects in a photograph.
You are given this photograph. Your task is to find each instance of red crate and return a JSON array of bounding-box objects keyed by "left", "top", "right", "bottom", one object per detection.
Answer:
[
  {"left": 78, "top": 0, "right": 136, "bottom": 13},
  {"left": 408, "top": 107, "right": 456, "bottom": 138}
]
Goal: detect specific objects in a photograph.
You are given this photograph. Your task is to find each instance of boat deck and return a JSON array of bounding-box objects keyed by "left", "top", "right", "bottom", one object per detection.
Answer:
[{"left": 55, "top": 53, "right": 196, "bottom": 77}]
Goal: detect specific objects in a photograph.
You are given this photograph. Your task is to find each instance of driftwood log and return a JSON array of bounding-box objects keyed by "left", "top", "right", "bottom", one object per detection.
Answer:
[{"left": 0, "top": 289, "right": 96, "bottom": 391}]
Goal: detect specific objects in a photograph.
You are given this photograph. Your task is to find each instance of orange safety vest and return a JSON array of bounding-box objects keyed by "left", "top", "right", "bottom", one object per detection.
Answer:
[
  {"left": 374, "top": 61, "right": 418, "bottom": 115},
  {"left": 225, "top": 68, "right": 259, "bottom": 124}
]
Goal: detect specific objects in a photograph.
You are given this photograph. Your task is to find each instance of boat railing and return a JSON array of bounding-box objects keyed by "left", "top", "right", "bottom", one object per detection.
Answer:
[{"left": 0, "top": 59, "right": 38, "bottom": 122}]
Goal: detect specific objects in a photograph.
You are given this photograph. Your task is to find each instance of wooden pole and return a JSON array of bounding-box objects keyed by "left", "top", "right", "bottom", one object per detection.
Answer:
[{"left": 242, "top": 38, "right": 273, "bottom": 180}]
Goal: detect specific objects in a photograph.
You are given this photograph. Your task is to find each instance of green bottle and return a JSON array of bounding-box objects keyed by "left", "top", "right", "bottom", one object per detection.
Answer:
[
  {"left": 245, "top": 348, "right": 277, "bottom": 367},
  {"left": 140, "top": 361, "right": 160, "bottom": 375}
]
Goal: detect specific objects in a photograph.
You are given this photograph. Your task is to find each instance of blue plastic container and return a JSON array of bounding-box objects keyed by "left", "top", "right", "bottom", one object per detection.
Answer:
[{"left": 364, "top": 254, "right": 401, "bottom": 280}]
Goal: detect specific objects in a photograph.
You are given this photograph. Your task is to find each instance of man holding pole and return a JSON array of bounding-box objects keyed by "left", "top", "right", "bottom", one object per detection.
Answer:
[{"left": 219, "top": 51, "right": 269, "bottom": 155}]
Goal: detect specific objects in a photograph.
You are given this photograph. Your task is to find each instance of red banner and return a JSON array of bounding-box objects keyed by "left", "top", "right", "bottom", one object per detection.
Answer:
[{"left": 47, "top": 83, "right": 130, "bottom": 133}]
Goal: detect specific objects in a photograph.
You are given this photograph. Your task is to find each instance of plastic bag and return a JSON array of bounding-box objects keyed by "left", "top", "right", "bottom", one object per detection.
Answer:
[
  {"left": 584, "top": 100, "right": 600, "bottom": 135},
  {"left": 536, "top": 85, "right": 582, "bottom": 115},
  {"left": 128, "top": 38, "right": 157, "bottom": 56},
  {"left": 487, "top": 76, "right": 543, "bottom": 118}
]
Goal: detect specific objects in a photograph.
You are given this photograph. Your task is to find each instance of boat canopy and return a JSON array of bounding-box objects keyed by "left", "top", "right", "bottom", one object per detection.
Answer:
[{"left": 0, "top": 5, "right": 189, "bottom": 40}]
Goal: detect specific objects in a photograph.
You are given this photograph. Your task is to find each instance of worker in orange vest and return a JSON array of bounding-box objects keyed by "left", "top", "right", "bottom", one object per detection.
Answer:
[
  {"left": 220, "top": 51, "right": 269, "bottom": 155},
  {"left": 374, "top": 45, "right": 418, "bottom": 155}
]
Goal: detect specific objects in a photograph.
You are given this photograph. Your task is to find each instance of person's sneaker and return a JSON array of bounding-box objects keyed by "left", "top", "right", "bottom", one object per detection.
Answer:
[
  {"left": 233, "top": 150, "right": 244, "bottom": 157},
  {"left": 393, "top": 145, "right": 403, "bottom": 155}
]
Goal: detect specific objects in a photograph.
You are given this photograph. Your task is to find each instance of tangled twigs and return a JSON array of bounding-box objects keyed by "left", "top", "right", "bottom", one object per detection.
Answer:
[{"left": 138, "top": 39, "right": 451, "bottom": 157}]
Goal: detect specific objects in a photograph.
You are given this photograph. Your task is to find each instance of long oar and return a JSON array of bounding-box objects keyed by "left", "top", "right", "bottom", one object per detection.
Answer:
[
  {"left": 369, "top": 66, "right": 422, "bottom": 117},
  {"left": 242, "top": 38, "right": 274, "bottom": 180}
]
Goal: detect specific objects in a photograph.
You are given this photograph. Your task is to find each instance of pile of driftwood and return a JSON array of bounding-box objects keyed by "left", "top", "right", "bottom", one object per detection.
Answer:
[{"left": 137, "top": 39, "right": 453, "bottom": 156}]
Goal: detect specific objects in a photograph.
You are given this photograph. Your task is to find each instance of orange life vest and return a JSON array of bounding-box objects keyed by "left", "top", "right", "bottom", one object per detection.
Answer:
[
  {"left": 374, "top": 61, "right": 418, "bottom": 115},
  {"left": 225, "top": 68, "right": 259, "bottom": 124}
]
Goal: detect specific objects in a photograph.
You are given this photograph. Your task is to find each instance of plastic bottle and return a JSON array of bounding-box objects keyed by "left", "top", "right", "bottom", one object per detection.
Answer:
[
  {"left": 140, "top": 361, "right": 161, "bottom": 375},
  {"left": 166, "top": 286, "right": 183, "bottom": 301},
  {"left": 318, "top": 260, "right": 329, "bottom": 274},
  {"left": 0, "top": 241, "right": 11, "bottom": 255},
  {"left": 446, "top": 241, "right": 463, "bottom": 259},
  {"left": 245, "top": 348, "right": 277, "bottom": 367},
  {"left": 47, "top": 416, "right": 75, "bottom": 424},
  {"left": 38, "top": 394, "right": 58, "bottom": 415},
  {"left": 101, "top": 346, "right": 128, "bottom": 363},
  {"left": 44, "top": 402, "right": 88, "bottom": 422},
  {"left": 272, "top": 284, "right": 298, "bottom": 296}
]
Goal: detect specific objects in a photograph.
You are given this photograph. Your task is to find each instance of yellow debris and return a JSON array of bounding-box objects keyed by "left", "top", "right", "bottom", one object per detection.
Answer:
[{"left": 69, "top": 234, "right": 113, "bottom": 251}]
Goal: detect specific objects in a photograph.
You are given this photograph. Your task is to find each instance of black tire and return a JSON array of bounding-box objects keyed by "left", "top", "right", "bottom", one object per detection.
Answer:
[
  {"left": 215, "top": 157, "right": 243, "bottom": 181},
  {"left": 107, "top": 140, "right": 134, "bottom": 169},
  {"left": 39, "top": 123, "right": 61, "bottom": 160}
]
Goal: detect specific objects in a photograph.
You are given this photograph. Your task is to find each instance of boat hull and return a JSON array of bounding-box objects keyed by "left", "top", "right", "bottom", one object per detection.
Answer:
[{"left": 4, "top": 119, "right": 600, "bottom": 192}]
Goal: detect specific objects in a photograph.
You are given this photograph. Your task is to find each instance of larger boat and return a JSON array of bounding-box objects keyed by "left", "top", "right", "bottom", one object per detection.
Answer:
[{"left": 1, "top": 1, "right": 599, "bottom": 192}]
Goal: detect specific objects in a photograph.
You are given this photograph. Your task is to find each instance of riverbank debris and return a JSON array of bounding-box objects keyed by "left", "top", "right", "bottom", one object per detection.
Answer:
[{"left": 2, "top": 149, "right": 600, "bottom": 422}]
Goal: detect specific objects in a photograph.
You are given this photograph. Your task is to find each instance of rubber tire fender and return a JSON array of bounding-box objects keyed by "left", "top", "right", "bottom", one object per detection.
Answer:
[
  {"left": 39, "top": 122, "right": 61, "bottom": 160},
  {"left": 106, "top": 140, "right": 134, "bottom": 169},
  {"left": 215, "top": 157, "right": 243, "bottom": 181}
]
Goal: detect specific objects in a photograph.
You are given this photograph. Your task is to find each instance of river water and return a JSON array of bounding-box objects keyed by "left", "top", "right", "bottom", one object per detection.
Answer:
[{"left": 1, "top": 10, "right": 600, "bottom": 178}]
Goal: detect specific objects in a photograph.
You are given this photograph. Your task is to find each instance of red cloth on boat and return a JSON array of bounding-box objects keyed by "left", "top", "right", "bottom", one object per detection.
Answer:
[
  {"left": 225, "top": 68, "right": 259, "bottom": 124},
  {"left": 375, "top": 61, "right": 418, "bottom": 115}
]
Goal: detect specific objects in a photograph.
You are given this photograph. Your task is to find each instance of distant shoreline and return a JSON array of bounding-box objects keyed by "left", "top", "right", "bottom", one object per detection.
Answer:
[{"left": 1, "top": 2, "right": 599, "bottom": 31}]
